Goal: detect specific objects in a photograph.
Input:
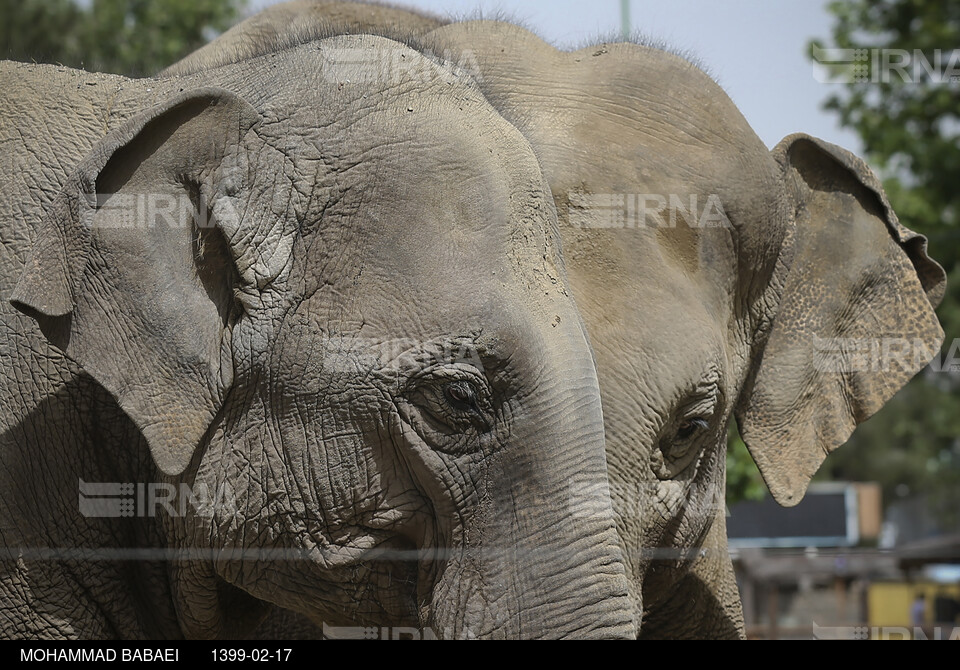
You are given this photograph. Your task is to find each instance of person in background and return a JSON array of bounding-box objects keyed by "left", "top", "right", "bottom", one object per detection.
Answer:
[{"left": 911, "top": 592, "right": 927, "bottom": 628}]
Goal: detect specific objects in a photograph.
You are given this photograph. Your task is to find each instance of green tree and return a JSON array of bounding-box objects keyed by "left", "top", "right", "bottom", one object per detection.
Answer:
[
  {"left": 0, "top": 0, "right": 84, "bottom": 68},
  {"left": 0, "top": 0, "right": 247, "bottom": 77},
  {"left": 809, "top": 0, "right": 960, "bottom": 530},
  {"left": 726, "top": 424, "right": 766, "bottom": 506}
]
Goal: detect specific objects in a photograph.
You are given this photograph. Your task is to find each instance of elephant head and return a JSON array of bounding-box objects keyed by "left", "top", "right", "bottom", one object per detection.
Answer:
[
  {"left": 6, "top": 37, "right": 634, "bottom": 639},
  {"left": 416, "top": 20, "right": 945, "bottom": 637},
  {"left": 162, "top": 4, "right": 948, "bottom": 639}
]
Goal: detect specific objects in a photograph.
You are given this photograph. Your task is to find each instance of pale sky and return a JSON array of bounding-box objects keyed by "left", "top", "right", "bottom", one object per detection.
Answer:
[{"left": 250, "top": 0, "right": 865, "bottom": 154}]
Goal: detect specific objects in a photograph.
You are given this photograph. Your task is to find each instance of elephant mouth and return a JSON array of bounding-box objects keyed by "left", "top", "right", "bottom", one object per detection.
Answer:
[
  {"left": 277, "top": 534, "right": 424, "bottom": 631},
  {"left": 352, "top": 535, "right": 425, "bottom": 627}
]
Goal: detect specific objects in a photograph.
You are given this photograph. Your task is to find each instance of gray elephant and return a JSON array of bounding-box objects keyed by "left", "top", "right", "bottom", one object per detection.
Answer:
[
  {"left": 0, "top": 35, "right": 636, "bottom": 639},
  {"left": 168, "top": 3, "right": 948, "bottom": 638},
  {"left": 163, "top": 0, "right": 447, "bottom": 77}
]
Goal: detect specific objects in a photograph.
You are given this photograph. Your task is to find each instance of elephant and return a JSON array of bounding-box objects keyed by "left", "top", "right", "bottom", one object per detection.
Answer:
[
  {"left": 0, "top": 35, "right": 638, "bottom": 639},
  {"left": 166, "top": 3, "right": 949, "bottom": 638},
  {"left": 163, "top": 0, "right": 448, "bottom": 77}
]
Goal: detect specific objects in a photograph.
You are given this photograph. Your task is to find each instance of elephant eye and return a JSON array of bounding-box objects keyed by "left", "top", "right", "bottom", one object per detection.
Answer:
[
  {"left": 445, "top": 381, "right": 478, "bottom": 409},
  {"left": 652, "top": 416, "right": 713, "bottom": 481},
  {"left": 403, "top": 367, "right": 494, "bottom": 437},
  {"left": 676, "top": 418, "right": 710, "bottom": 442},
  {"left": 443, "top": 381, "right": 491, "bottom": 432}
]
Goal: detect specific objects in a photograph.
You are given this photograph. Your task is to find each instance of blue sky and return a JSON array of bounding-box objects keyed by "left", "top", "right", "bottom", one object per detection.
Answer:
[{"left": 251, "top": 0, "right": 864, "bottom": 154}]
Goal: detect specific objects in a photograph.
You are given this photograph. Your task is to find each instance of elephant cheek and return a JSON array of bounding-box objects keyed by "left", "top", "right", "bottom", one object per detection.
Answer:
[
  {"left": 637, "top": 451, "right": 725, "bottom": 609},
  {"left": 183, "top": 393, "right": 427, "bottom": 627}
]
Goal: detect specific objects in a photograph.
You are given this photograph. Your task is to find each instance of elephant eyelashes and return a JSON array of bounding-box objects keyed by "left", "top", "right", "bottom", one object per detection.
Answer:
[
  {"left": 443, "top": 381, "right": 492, "bottom": 432},
  {"left": 676, "top": 418, "right": 709, "bottom": 442},
  {"left": 445, "top": 381, "right": 478, "bottom": 409},
  {"left": 404, "top": 365, "right": 495, "bottom": 438},
  {"left": 654, "top": 370, "right": 723, "bottom": 477},
  {"left": 653, "top": 411, "right": 716, "bottom": 480}
]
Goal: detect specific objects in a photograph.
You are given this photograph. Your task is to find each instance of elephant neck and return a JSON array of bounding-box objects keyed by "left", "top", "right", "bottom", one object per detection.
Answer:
[{"left": 0, "top": 372, "right": 181, "bottom": 638}]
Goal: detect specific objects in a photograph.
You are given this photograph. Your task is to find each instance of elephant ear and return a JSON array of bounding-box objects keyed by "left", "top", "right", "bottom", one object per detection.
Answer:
[
  {"left": 10, "top": 88, "right": 261, "bottom": 476},
  {"left": 736, "top": 133, "right": 946, "bottom": 506}
]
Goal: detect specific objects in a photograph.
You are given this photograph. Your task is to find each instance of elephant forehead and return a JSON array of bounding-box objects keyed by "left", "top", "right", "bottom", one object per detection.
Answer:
[
  {"left": 339, "top": 112, "right": 522, "bottom": 213},
  {"left": 292, "top": 252, "right": 572, "bottom": 352},
  {"left": 534, "top": 81, "right": 768, "bottom": 203},
  {"left": 290, "top": 107, "right": 560, "bottom": 288},
  {"left": 447, "top": 28, "right": 778, "bottom": 208},
  {"left": 583, "top": 254, "right": 728, "bottom": 356},
  {"left": 326, "top": 103, "right": 548, "bottom": 207},
  {"left": 436, "top": 25, "right": 784, "bottom": 292}
]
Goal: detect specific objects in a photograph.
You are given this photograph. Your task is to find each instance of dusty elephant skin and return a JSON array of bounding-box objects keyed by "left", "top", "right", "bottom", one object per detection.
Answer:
[
  {"left": 162, "top": 0, "right": 449, "bottom": 77},
  {"left": 434, "top": 22, "right": 943, "bottom": 639},
  {"left": 0, "top": 36, "right": 636, "bottom": 639},
  {"left": 166, "top": 3, "right": 949, "bottom": 639}
]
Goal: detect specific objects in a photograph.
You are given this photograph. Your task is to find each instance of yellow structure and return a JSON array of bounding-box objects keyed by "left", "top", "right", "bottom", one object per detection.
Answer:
[{"left": 868, "top": 582, "right": 960, "bottom": 639}]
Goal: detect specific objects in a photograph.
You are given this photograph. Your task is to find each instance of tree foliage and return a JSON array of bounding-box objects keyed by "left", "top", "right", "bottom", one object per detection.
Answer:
[
  {"left": 0, "top": 0, "right": 247, "bottom": 77},
  {"left": 808, "top": 0, "right": 960, "bottom": 529},
  {"left": 727, "top": 424, "right": 766, "bottom": 506}
]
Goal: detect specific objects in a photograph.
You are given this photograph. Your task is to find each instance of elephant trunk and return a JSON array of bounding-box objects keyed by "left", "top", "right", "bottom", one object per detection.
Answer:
[{"left": 424, "top": 342, "right": 637, "bottom": 639}]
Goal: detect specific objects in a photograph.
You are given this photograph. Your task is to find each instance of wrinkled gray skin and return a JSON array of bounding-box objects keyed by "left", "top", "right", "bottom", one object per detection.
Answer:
[
  {"left": 169, "top": 4, "right": 948, "bottom": 638},
  {"left": 163, "top": 0, "right": 447, "bottom": 77},
  {"left": 0, "top": 36, "right": 637, "bottom": 639}
]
